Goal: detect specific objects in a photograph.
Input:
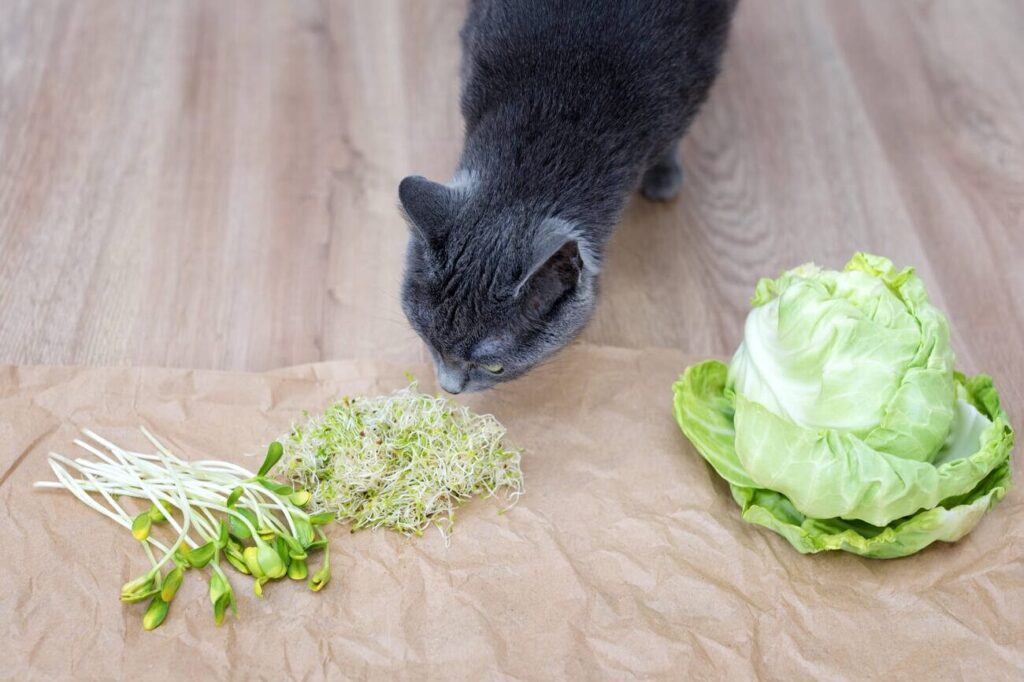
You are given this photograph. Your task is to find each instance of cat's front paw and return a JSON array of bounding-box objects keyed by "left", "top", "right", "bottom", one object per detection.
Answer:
[{"left": 640, "top": 160, "right": 684, "bottom": 202}]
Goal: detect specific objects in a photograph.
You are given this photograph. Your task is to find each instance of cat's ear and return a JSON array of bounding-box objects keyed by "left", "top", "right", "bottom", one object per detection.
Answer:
[
  {"left": 399, "top": 175, "right": 457, "bottom": 247},
  {"left": 515, "top": 228, "right": 585, "bottom": 315}
]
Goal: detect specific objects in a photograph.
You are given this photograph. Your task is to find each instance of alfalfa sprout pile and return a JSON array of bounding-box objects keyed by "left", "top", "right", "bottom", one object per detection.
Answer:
[{"left": 281, "top": 381, "right": 523, "bottom": 540}]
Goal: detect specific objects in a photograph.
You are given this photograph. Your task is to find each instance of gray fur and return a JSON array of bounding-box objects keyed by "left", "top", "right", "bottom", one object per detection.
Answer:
[{"left": 400, "top": 0, "right": 735, "bottom": 392}]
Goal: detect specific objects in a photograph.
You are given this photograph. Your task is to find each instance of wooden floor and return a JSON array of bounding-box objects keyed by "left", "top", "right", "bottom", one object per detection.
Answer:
[{"left": 1, "top": 1, "right": 1022, "bottom": 413}]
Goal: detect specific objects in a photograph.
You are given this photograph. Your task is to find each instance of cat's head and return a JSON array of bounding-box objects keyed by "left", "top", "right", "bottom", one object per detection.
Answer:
[{"left": 398, "top": 174, "right": 598, "bottom": 393}]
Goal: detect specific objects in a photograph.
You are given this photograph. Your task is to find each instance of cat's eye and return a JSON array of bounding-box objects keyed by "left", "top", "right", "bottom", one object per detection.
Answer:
[{"left": 480, "top": 362, "right": 504, "bottom": 375}]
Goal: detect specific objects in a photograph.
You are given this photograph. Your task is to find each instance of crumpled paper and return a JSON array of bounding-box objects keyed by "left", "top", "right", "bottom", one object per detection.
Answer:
[{"left": 1, "top": 346, "right": 1021, "bottom": 679}]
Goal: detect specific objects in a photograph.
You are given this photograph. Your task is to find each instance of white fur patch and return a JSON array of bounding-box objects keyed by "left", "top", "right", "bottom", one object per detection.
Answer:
[{"left": 447, "top": 168, "right": 479, "bottom": 193}]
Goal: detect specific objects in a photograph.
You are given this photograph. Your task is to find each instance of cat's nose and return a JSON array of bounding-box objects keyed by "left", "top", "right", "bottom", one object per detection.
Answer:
[{"left": 437, "top": 364, "right": 467, "bottom": 394}]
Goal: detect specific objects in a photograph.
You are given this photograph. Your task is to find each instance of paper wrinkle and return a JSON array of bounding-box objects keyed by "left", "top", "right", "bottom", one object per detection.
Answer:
[
  {"left": 0, "top": 346, "right": 1021, "bottom": 679},
  {"left": 0, "top": 416, "right": 58, "bottom": 489}
]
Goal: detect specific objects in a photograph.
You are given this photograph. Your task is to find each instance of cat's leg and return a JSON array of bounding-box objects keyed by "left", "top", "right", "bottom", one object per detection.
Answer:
[{"left": 640, "top": 138, "right": 684, "bottom": 202}]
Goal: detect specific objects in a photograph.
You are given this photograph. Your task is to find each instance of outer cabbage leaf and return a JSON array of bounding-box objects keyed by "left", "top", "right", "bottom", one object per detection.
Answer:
[
  {"left": 673, "top": 361, "right": 1013, "bottom": 559},
  {"left": 732, "top": 385, "right": 1009, "bottom": 525}
]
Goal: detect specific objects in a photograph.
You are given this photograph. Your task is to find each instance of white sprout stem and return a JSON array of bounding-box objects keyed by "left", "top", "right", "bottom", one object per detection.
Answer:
[
  {"left": 246, "top": 486, "right": 299, "bottom": 536},
  {"left": 138, "top": 427, "right": 299, "bottom": 534},
  {"left": 235, "top": 485, "right": 273, "bottom": 529},
  {"left": 73, "top": 435, "right": 260, "bottom": 544},
  {"left": 198, "top": 505, "right": 221, "bottom": 535},
  {"left": 77, "top": 467, "right": 184, "bottom": 565},
  {"left": 46, "top": 461, "right": 126, "bottom": 526},
  {"left": 37, "top": 427, "right": 315, "bottom": 576},
  {"left": 54, "top": 442, "right": 199, "bottom": 564},
  {"left": 66, "top": 441, "right": 194, "bottom": 538},
  {"left": 149, "top": 444, "right": 193, "bottom": 571},
  {"left": 186, "top": 500, "right": 262, "bottom": 539},
  {"left": 42, "top": 461, "right": 173, "bottom": 556},
  {"left": 39, "top": 475, "right": 268, "bottom": 541},
  {"left": 142, "top": 541, "right": 161, "bottom": 572},
  {"left": 185, "top": 506, "right": 219, "bottom": 541}
]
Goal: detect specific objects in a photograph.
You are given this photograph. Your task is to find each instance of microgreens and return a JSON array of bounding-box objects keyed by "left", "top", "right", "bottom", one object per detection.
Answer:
[
  {"left": 35, "top": 428, "right": 331, "bottom": 631},
  {"left": 281, "top": 381, "right": 524, "bottom": 542}
]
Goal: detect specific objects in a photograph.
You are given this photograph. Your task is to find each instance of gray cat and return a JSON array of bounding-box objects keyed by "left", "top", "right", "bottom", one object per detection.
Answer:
[{"left": 400, "top": 0, "right": 735, "bottom": 393}]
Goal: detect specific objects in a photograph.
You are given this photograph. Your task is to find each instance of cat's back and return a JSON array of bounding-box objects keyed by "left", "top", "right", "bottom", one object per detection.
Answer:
[
  {"left": 460, "top": 0, "right": 735, "bottom": 125},
  {"left": 462, "top": 0, "right": 733, "bottom": 50}
]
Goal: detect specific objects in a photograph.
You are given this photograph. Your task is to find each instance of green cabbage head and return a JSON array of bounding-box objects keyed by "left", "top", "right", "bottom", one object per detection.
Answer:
[{"left": 673, "top": 253, "right": 1014, "bottom": 558}]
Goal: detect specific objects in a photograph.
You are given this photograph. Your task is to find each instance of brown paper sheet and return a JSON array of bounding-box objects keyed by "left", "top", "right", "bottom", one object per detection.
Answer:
[{"left": 1, "top": 346, "right": 1021, "bottom": 679}]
